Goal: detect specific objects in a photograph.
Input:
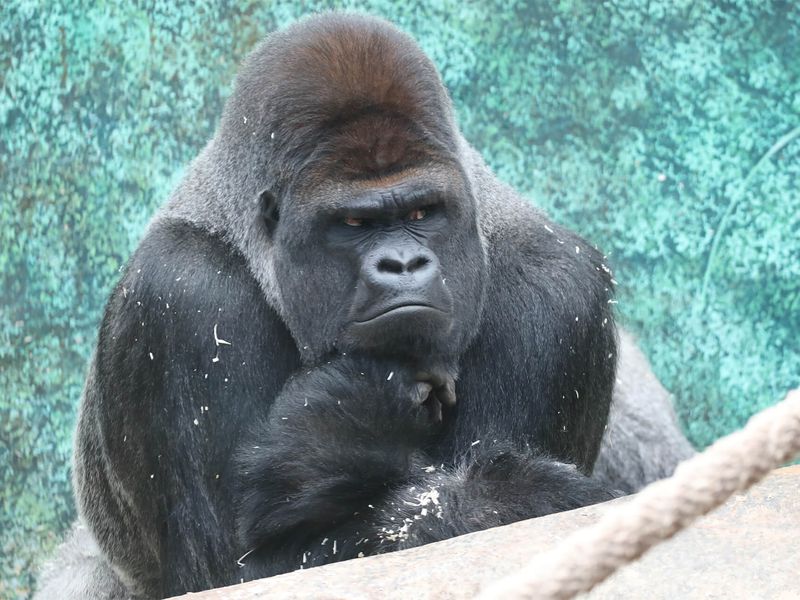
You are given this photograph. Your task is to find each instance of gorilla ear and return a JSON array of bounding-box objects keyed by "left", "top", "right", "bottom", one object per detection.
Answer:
[{"left": 258, "top": 189, "right": 280, "bottom": 236}]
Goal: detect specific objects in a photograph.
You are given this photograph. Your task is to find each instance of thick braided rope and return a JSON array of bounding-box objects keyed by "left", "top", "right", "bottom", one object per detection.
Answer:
[{"left": 477, "top": 388, "right": 800, "bottom": 600}]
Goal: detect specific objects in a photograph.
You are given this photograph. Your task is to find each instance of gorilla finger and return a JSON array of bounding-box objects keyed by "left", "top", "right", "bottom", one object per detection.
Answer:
[
  {"left": 439, "top": 378, "right": 457, "bottom": 406},
  {"left": 410, "top": 382, "right": 433, "bottom": 406},
  {"left": 416, "top": 370, "right": 457, "bottom": 407},
  {"left": 415, "top": 368, "right": 452, "bottom": 387},
  {"left": 426, "top": 396, "right": 443, "bottom": 424}
]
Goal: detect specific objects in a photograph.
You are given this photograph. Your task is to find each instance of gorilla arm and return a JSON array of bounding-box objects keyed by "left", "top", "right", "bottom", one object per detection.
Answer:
[
  {"left": 71, "top": 221, "right": 302, "bottom": 597},
  {"left": 458, "top": 145, "right": 694, "bottom": 493},
  {"left": 235, "top": 356, "right": 615, "bottom": 580}
]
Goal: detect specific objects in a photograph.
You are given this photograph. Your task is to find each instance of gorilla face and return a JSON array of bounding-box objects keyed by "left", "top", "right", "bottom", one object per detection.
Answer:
[{"left": 271, "top": 160, "right": 487, "bottom": 362}]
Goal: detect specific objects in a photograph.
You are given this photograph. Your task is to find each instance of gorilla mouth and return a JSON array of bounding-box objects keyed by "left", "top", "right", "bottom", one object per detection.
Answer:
[
  {"left": 355, "top": 303, "right": 448, "bottom": 324},
  {"left": 344, "top": 292, "right": 455, "bottom": 353}
]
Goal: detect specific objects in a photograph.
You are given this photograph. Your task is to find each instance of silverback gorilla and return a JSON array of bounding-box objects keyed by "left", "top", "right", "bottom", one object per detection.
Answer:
[{"left": 35, "top": 13, "right": 694, "bottom": 599}]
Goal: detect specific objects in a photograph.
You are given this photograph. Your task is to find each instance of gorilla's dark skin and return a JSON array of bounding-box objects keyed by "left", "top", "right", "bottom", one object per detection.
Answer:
[{"left": 71, "top": 14, "right": 618, "bottom": 598}]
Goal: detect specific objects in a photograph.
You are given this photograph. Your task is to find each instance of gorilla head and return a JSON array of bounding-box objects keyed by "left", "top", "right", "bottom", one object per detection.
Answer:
[{"left": 205, "top": 14, "right": 487, "bottom": 363}]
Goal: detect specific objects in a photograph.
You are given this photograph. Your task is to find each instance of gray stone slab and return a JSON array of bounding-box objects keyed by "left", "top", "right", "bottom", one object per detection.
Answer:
[{"left": 179, "top": 466, "right": 800, "bottom": 599}]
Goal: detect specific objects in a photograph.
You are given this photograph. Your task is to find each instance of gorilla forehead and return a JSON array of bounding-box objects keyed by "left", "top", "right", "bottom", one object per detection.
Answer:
[
  {"left": 284, "top": 163, "right": 474, "bottom": 220},
  {"left": 219, "top": 13, "right": 460, "bottom": 181}
]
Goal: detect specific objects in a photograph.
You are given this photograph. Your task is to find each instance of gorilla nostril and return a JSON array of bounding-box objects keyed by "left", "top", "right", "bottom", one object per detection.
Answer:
[
  {"left": 377, "top": 257, "right": 404, "bottom": 274},
  {"left": 407, "top": 255, "right": 430, "bottom": 273},
  {"left": 377, "top": 255, "right": 431, "bottom": 275}
]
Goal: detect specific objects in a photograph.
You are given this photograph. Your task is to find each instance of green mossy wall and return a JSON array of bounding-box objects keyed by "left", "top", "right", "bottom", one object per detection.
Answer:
[{"left": 1, "top": 1, "right": 798, "bottom": 597}]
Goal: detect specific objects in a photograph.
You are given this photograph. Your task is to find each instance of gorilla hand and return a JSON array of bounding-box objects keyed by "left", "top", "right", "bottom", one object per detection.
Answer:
[
  {"left": 234, "top": 356, "right": 455, "bottom": 577},
  {"left": 413, "top": 366, "right": 457, "bottom": 424}
]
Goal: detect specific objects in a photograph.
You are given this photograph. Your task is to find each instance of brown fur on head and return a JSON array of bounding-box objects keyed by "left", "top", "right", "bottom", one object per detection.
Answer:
[{"left": 220, "top": 13, "right": 459, "bottom": 188}]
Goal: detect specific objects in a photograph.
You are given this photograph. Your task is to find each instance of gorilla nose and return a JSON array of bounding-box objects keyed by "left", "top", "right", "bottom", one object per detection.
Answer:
[
  {"left": 378, "top": 254, "right": 429, "bottom": 275},
  {"left": 367, "top": 248, "right": 439, "bottom": 288},
  {"left": 352, "top": 244, "right": 451, "bottom": 328}
]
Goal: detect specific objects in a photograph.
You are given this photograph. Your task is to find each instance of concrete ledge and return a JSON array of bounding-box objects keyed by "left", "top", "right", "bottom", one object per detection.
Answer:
[{"left": 179, "top": 466, "right": 800, "bottom": 599}]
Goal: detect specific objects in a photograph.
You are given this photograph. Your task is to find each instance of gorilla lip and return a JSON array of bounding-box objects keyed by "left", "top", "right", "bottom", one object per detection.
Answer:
[{"left": 354, "top": 303, "right": 448, "bottom": 324}]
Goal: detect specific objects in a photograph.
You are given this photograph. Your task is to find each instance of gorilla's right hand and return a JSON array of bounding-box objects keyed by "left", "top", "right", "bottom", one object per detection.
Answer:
[
  {"left": 413, "top": 365, "right": 457, "bottom": 424},
  {"left": 234, "top": 355, "right": 453, "bottom": 573}
]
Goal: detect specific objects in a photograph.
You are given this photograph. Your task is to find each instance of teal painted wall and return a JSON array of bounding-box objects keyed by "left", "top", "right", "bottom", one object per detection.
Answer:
[{"left": 1, "top": 1, "right": 798, "bottom": 597}]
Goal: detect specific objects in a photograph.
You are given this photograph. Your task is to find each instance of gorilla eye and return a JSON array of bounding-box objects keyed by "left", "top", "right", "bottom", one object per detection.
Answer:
[
  {"left": 408, "top": 208, "right": 427, "bottom": 221},
  {"left": 344, "top": 216, "right": 364, "bottom": 227}
]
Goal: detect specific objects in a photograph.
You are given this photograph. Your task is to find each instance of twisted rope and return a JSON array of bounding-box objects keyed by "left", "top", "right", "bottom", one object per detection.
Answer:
[{"left": 477, "top": 388, "right": 800, "bottom": 600}]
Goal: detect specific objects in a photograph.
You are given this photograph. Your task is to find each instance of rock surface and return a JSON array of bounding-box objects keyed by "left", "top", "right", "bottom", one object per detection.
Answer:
[{"left": 178, "top": 465, "right": 800, "bottom": 599}]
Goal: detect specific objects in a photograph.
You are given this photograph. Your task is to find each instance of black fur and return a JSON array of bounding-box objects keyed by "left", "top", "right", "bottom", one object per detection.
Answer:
[
  {"left": 235, "top": 356, "right": 614, "bottom": 579},
  {"left": 48, "top": 13, "right": 635, "bottom": 599},
  {"left": 75, "top": 221, "right": 301, "bottom": 595}
]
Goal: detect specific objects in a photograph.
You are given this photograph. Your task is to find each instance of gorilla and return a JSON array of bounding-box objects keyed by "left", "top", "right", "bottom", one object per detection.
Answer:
[{"left": 35, "top": 13, "right": 693, "bottom": 599}]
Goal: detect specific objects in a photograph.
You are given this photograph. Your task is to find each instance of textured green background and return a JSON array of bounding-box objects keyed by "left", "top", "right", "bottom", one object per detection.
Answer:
[{"left": 1, "top": 1, "right": 798, "bottom": 597}]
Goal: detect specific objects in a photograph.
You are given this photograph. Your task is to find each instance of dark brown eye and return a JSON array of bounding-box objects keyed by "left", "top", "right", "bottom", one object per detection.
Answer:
[
  {"left": 343, "top": 216, "right": 364, "bottom": 227},
  {"left": 408, "top": 208, "right": 427, "bottom": 221}
]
